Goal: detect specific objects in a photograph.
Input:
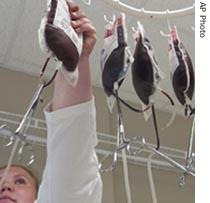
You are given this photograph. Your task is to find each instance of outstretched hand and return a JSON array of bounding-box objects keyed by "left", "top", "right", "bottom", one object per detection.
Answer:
[{"left": 67, "top": 2, "right": 97, "bottom": 57}]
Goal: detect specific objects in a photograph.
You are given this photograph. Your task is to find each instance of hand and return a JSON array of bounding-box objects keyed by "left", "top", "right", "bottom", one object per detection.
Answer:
[{"left": 67, "top": 2, "right": 97, "bottom": 57}]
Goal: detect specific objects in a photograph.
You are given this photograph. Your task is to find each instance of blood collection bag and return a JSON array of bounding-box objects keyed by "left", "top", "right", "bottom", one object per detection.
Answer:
[
  {"left": 132, "top": 22, "right": 164, "bottom": 108},
  {"left": 38, "top": 0, "right": 83, "bottom": 86},
  {"left": 131, "top": 22, "right": 173, "bottom": 149},
  {"left": 168, "top": 26, "right": 194, "bottom": 116},
  {"left": 100, "top": 14, "right": 133, "bottom": 111}
]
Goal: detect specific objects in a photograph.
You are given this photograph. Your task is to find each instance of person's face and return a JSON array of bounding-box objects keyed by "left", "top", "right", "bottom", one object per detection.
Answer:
[{"left": 0, "top": 166, "right": 37, "bottom": 203}]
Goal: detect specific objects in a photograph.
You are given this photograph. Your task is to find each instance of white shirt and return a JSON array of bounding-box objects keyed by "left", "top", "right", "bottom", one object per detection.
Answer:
[{"left": 36, "top": 99, "right": 102, "bottom": 203}]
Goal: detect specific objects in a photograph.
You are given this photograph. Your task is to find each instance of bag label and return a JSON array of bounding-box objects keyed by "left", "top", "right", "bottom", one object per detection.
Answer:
[{"left": 54, "top": 0, "right": 83, "bottom": 54}]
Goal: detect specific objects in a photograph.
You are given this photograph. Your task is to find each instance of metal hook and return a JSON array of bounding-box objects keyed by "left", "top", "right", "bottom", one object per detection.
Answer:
[
  {"left": 104, "top": 14, "right": 116, "bottom": 24},
  {"left": 160, "top": 30, "right": 170, "bottom": 37},
  {"left": 127, "top": 136, "right": 145, "bottom": 155},
  {"left": 0, "top": 124, "right": 6, "bottom": 129},
  {"left": 82, "top": 0, "right": 91, "bottom": 5},
  {"left": 131, "top": 26, "right": 138, "bottom": 33},
  {"left": 179, "top": 174, "right": 187, "bottom": 188},
  {"left": 132, "top": 21, "right": 139, "bottom": 34},
  {"left": 166, "top": 10, "right": 172, "bottom": 30},
  {"left": 99, "top": 150, "right": 118, "bottom": 173},
  {"left": 132, "top": 21, "right": 144, "bottom": 36},
  {"left": 0, "top": 125, "right": 14, "bottom": 147},
  {"left": 18, "top": 141, "right": 35, "bottom": 166},
  {"left": 160, "top": 17, "right": 172, "bottom": 38},
  {"left": 99, "top": 141, "right": 130, "bottom": 173},
  {"left": 99, "top": 136, "right": 146, "bottom": 172}
]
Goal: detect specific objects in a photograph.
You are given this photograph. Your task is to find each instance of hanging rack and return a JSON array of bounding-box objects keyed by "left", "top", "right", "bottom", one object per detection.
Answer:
[
  {"left": 0, "top": 112, "right": 195, "bottom": 174},
  {"left": 98, "top": 89, "right": 194, "bottom": 177},
  {"left": 0, "top": 84, "right": 44, "bottom": 188},
  {"left": 82, "top": 0, "right": 91, "bottom": 6},
  {"left": 179, "top": 118, "right": 195, "bottom": 187},
  {"left": 104, "top": 14, "right": 116, "bottom": 24},
  {"left": 147, "top": 153, "right": 158, "bottom": 203},
  {"left": 144, "top": 139, "right": 195, "bottom": 177},
  {"left": 98, "top": 0, "right": 194, "bottom": 19}
]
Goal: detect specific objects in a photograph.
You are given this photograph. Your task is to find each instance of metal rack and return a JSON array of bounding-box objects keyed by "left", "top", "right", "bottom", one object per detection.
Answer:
[
  {"left": 0, "top": 110, "right": 194, "bottom": 173},
  {"left": 86, "top": 0, "right": 194, "bottom": 19}
]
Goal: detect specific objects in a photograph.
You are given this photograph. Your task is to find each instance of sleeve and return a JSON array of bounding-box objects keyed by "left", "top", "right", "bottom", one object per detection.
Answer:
[{"left": 36, "top": 98, "right": 103, "bottom": 203}]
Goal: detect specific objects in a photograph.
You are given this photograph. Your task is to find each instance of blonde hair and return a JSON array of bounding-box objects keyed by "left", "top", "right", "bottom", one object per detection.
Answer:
[{"left": 0, "top": 164, "right": 40, "bottom": 196}]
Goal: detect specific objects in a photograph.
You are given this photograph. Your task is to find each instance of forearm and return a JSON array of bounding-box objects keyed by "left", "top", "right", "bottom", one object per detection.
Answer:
[{"left": 52, "top": 56, "right": 93, "bottom": 111}]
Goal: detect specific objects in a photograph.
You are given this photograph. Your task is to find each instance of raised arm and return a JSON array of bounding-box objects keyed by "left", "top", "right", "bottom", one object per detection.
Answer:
[
  {"left": 37, "top": 3, "right": 102, "bottom": 203},
  {"left": 52, "top": 2, "right": 97, "bottom": 111}
]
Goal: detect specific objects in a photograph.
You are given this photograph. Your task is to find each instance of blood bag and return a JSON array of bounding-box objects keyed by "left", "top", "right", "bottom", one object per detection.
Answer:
[
  {"left": 38, "top": 0, "right": 83, "bottom": 86},
  {"left": 131, "top": 22, "right": 173, "bottom": 149},
  {"left": 132, "top": 22, "right": 164, "bottom": 107},
  {"left": 100, "top": 13, "right": 133, "bottom": 111},
  {"left": 168, "top": 26, "right": 195, "bottom": 116}
]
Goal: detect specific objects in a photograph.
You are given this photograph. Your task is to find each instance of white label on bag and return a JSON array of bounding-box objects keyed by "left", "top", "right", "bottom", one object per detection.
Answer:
[
  {"left": 169, "top": 42, "right": 179, "bottom": 76},
  {"left": 100, "top": 23, "right": 119, "bottom": 71},
  {"left": 169, "top": 27, "right": 180, "bottom": 76},
  {"left": 143, "top": 39, "right": 164, "bottom": 90},
  {"left": 54, "top": 0, "right": 83, "bottom": 54},
  {"left": 141, "top": 100, "right": 152, "bottom": 121},
  {"left": 38, "top": 16, "right": 50, "bottom": 53}
]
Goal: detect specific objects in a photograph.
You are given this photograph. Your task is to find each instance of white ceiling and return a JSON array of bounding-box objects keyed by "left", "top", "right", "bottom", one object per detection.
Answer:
[{"left": 0, "top": 0, "right": 195, "bottom": 115}]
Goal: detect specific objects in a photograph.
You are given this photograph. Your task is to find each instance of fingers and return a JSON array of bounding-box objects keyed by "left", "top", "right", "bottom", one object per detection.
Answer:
[
  {"left": 67, "top": 1, "right": 89, "bottom": 29},
  {"left": 68, "top": 3, "right": 95, "bottom": 36},
  {"left": 71, "top": 18, "right": 91, "bottom": 29},
  {"left": 71, "top": 10, "right": 86, "bottom": 20},
  {"left": 66, "top": 1, "right": 97, "bottom": 56},
  {"left": 66, "top": 1, "right": 79, "bottom": 12},
  {"left": 67, "top": 1, "right": 86, "bottom": 20},
  {"left": 75, "top": 22, "right": 96, "bottom": 36}
]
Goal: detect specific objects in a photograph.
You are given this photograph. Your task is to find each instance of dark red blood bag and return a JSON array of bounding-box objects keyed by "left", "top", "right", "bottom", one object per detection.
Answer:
[
  {"left": 131, "top": 22, "right": 173, "bottom": 149},
  {"left": 132, "top": 22, "right": 164, "bottom": 108},
  {"left": 100, "top": 14, "right": 133, "bottom": 111},
  {"left": 168, "top": 26, "right": 195, "bottom": 116},
  {"left": 38, "top": 0, "right": 83, "bottom": 86}
]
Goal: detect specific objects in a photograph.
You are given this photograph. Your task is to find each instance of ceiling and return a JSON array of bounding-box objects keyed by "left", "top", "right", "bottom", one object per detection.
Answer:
[{"left": 0, "top": 0, "right": 195, "bottom": 115}]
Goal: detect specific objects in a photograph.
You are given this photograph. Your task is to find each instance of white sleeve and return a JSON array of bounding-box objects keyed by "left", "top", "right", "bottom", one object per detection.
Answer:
[{"left": 37, "top": 98, "right": 102, "bottom": 203}]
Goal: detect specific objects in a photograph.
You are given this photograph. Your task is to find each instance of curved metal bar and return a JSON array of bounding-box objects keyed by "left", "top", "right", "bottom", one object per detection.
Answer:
[
  {"left": 0, "top": 57, "right": 57, "bottom": 174},
  {"left": 145, "top": 143, "right": 195, "bottom": 176},
  {"left": 0, "top": 125, "right": 14, "bottom": 147},
  {"left": 99, "top": 151, "right": 118, "bottom": 173},
  {"left": 18, "top": 142, "right": 35, "bottom": 165},
  {"left": 15, "top": 83, "right": 45, "bottom": 136},
  {"left": 100, "top": 0, "right": 194, "bottom": 19},
  {"left": 179, "top": 118, "right": 195, "bottom": 187},
  {"left": 82, "top": 0, "right": 91, "bottom": 6},
  {"left": 104, "top": 14, "right": 116, "bottom": 24}
]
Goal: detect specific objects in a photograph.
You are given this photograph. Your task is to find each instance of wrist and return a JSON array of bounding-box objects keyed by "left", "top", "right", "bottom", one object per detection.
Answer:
[{"left": 79, "top": 54, "right": 90, "bottom": 61}]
